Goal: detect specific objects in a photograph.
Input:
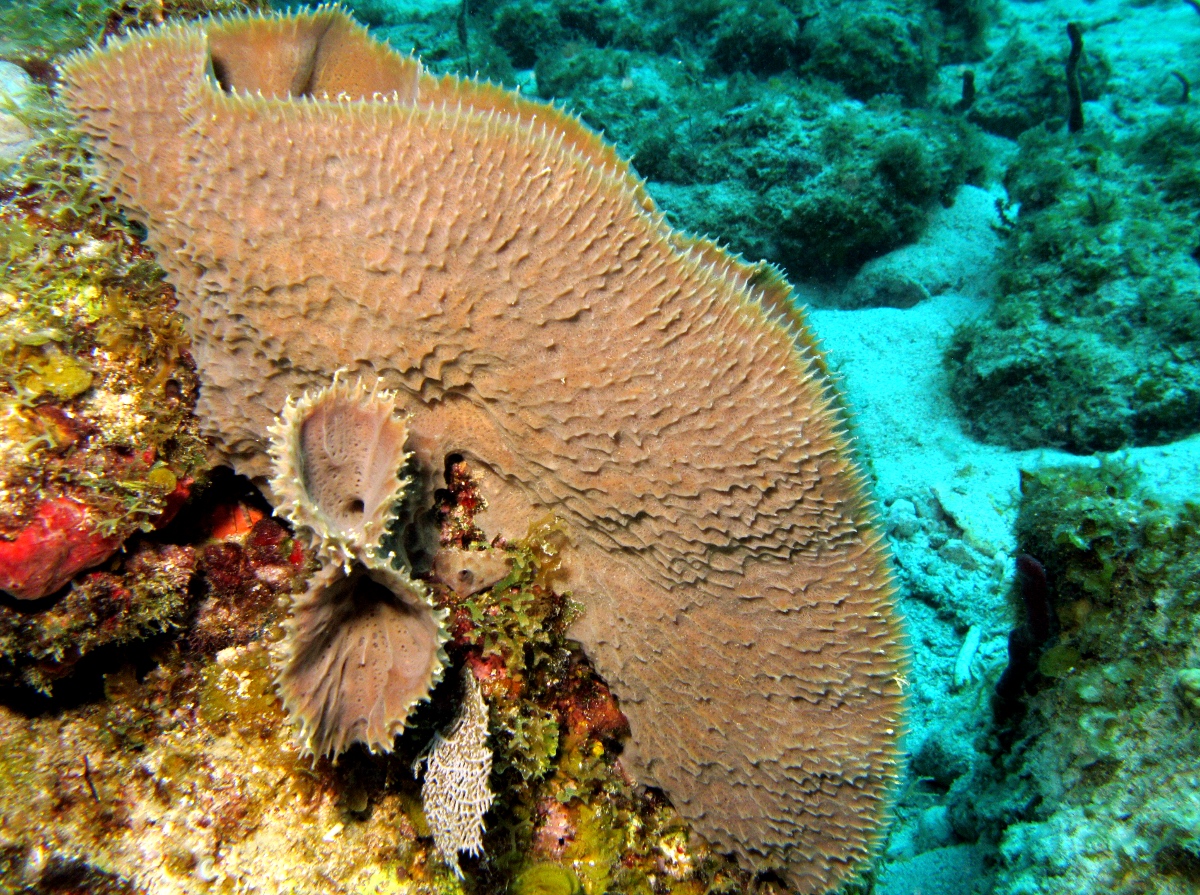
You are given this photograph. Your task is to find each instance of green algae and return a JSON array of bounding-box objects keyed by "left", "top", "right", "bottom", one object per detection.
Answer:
[
  {"left": 801, "top": 1, "right": 940, "bottom": 103},
  {"left": 1016, "top": 462, "right": 1200, "bottom": 662},
  {"left": 513, "top": 862, "right": 585, "bottom": 895},
  {"left": 0, "top": 0, "right": 273, "bottom": 63},
  {"left": 21, "top": 347, "right": 93, "bottom": 400},
  {"left": 492, "top": 699, "right": 560, "bottom": 782},
  {"left": 0, "top": 0, "right": 110, "bottom": 62},
  {"left": 1037, "top": 643, "right": 1080, "bottom": 679},
  {"left": 561, "top": 801, "right": 623, "bottom": 895}
]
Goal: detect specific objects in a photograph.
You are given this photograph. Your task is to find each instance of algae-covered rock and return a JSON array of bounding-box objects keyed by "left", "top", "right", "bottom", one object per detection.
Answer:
[
  {"left": 536, "top": 49, "right": 982, "bottom": 277},
  {"left": 0, "top": 0, "right": 109, "bottom": 60},
  {"left": 707, "top": 0, "right": 803, "bottom": 75},
  {"left": 0, "top": 541, "right": 195, "bottom": 691},
  {"left": 0, "top": 643, "right": 432, "bottom": 895},
  {"left": 0, "top": 0, "right": 270, "bottom": 61},
  {"left": 0, "top": 59, "right": 206, "bottom": 608},
  {"left": 669, "top": 95, "right": 980, "bottom": 278},
  {"left": 946, "top": 121, "right": 1200, "bottom": 452},
  {"left": 934, "top": 0, "right": 993, "bottom": 62},
  {"left": 492, "top": 0, "right": 631, "bottom": 69},
  {"left": 800, "top": 0, "right": 940, "bottom": 103},
  {"left": 943, "top": 461, "right": 1200, "bottom": 895},
  {"left": 361, "top": 0, "right": 986, "bottom": 281},
  {"left": 967, "top": 35, "right": 1110, "bottom": 139},
  {"left": 0, "top": 458, "right": 745, "bottom": 895}
]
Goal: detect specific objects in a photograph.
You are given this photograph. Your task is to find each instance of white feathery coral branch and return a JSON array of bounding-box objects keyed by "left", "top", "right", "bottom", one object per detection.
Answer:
[{"left": 418, "top": 670, "right": 495, "bottom": 878}]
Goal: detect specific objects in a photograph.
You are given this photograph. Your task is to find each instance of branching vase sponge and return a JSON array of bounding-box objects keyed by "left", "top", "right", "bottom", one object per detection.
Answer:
[{"left": 267, "top": 377, "right": 449, "bottom": 757}]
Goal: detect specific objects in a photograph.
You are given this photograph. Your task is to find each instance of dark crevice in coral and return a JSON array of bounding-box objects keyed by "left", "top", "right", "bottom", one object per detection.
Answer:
[
  {"left": 0, "top": 629, "right": 173, "bottom": 717},
  {"left": 7, "top": 850, "right": 142, "bottom": 895},
  {"left": 0, "top": 585, "right": 70, "bottom": 614},
  {"left": 208, "top": 55, "right": 233, "bottom": 93},
  {"left": 153, "top": 466, "right": 272, "bottom": 545},
  {"left": 993, "top": 554, "right": 1055, "bottom": 734}
]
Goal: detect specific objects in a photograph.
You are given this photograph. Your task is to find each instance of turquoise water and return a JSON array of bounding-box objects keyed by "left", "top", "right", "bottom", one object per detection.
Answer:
[{"left": 1, "top": 1, "right": 1198, "bottom": 893}]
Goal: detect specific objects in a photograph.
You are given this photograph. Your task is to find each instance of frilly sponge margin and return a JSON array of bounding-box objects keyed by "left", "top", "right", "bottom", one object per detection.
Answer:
[
  {"left": 267, "top": 373, "right": 416, "bottom": 573},
  {"left": 267, "top": 375, "right": 450, "bottom": 757}
]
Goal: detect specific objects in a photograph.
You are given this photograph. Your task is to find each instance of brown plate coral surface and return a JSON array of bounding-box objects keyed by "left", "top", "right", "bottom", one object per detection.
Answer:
[{"left": 60, "top": 10, "right": 906, "bottom": 891}]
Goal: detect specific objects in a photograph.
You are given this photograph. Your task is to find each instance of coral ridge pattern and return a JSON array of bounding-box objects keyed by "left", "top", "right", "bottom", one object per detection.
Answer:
[{"left": 60, "top": 9, "right": 905, "bottom": 891}]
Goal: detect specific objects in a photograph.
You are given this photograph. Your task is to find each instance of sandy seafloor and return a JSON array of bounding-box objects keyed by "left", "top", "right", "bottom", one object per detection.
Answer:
[{"left": 816, "top": 244, "right": 1200, "bottom": 894}]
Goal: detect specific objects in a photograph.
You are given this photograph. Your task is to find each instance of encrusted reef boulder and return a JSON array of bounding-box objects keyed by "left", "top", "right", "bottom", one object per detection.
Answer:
[
  {"left": 943, "top": 462, "right": 1200, "bottom": 895},
  {"left": 0, "top": 36, "right": 204, "bottom": 687},
  {"left": 946, "top": 117, "right": 1200, "bottom": 453}
]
